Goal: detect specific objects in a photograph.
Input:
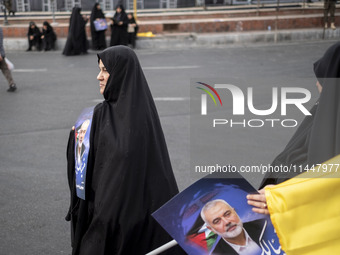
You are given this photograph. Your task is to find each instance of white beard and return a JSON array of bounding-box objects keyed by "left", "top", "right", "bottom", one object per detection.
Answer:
[{"left": 215, "top": 222, "right": 243, "bottom": 239}]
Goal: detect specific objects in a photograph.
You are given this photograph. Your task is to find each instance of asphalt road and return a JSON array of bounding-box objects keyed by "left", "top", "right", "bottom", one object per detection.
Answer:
[{"left": 0, "top": 39, "right": 337, "bottom": 254}]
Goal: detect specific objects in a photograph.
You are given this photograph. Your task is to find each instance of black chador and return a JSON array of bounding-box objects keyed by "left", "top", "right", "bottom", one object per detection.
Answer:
[
  {"left": 66, "top": 46, "right": 186, "bottom": 255},
  {"left": 27, "top": 21, "right": 42, "bottom": 51},
  {"left": 90, "top": 3, "right": 107, "bottom": 50},
  {"left": 261, "top": 42, "right": 340, "bottom": 187},
  {"left": 110, "top": 5, "right": 128, "bottom": 46},
  {"left": 63, "top": 7, "right": 88, "bottom": 56},
  {"left": 41, "top": 21, "right": 57, "bottom": 51}
]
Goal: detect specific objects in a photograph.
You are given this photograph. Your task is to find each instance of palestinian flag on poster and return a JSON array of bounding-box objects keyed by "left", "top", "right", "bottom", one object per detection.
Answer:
[{"left": 185, "top": 210, "right": 217, "bottom": 252}]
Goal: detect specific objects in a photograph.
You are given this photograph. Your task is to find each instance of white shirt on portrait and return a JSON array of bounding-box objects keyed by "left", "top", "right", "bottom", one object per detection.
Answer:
[{"left": 222, "top": 228, "right": 262, "bottom": 255}]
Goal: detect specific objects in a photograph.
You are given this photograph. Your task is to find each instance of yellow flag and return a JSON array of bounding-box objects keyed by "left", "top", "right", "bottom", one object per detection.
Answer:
[{"left": 265, "top": 155, "right": 340, "bottom": 255}]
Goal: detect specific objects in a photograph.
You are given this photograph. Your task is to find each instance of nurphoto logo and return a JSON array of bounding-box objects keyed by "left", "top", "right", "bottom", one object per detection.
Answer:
[{"left": 196, "top": 82, "right": 312, "bottom": 128}]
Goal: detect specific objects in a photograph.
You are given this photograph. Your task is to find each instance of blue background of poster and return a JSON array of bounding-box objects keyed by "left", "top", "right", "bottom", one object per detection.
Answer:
[{"left": 153, "top": 174, "right": 285, "bottom": 255}]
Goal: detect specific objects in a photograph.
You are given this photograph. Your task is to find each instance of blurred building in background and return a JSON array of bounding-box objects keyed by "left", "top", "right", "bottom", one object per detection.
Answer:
[{"left": 5, "top": 0, "right": 304, "bottom": 12}]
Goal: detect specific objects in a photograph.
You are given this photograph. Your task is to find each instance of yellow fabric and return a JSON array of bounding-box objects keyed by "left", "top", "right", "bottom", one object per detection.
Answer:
[
  {"left": 137, "top": 32, "right": 155, "bottom": 37},
  {"left": 265, "top": 155, "right": 340, "bottom": 255}
]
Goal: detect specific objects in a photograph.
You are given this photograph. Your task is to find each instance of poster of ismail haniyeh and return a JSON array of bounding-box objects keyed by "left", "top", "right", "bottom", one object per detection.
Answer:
[
  {"left": 153, "top": 172, "right": 285, "bottom": 255},
  {"left": 74, "top": 106, "right": 95, "bottom": 200}
]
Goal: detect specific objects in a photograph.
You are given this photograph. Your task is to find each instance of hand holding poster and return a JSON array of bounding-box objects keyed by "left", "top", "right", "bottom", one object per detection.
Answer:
[{"left": 153, "top": 172, "right": 285, "bottom": 255}]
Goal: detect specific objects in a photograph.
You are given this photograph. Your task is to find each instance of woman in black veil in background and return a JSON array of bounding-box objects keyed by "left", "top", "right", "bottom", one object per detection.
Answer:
[
  {"left": 110, "top": 5, "right": 128, "bottom": 46},
  {"left": 41, "top": 21, "right": 57, "bottom": 51},
  {"left": 248, "top": 41, "right": 340, "bottom": 214},
  {"left": 66, "top": 46, "right": 186, "bottom": 255},
  {"left": 90, "top": 3, "right": 107, "bottom": 50},
  {"left": 63, "top": 7, "right": 89, "bottom": 56},
  {"left": 27, "top": 21, "right": 42, "bottom": 51},
  {"left": 127, "top": 13, "right": 139, "bottom": 49}
]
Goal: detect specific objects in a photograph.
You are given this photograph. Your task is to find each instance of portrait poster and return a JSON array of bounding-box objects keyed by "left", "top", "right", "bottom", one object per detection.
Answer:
[
  {"left": 94, "top": 18, "right": 108, "bottom": 31},
  {"left": 74, "top": 106, "right": 95, "bottom": 200},
  {"left": 153, "top": 172, "right": 285, "bottom": 255}
]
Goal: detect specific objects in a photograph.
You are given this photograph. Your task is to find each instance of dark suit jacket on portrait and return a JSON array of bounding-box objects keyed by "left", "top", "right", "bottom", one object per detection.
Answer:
[
  {"left": 212, "top": 219, "right": 266, "bottom": 255},
  {"left": 75, "top": 143, "right": 85, "bottom": 165}
]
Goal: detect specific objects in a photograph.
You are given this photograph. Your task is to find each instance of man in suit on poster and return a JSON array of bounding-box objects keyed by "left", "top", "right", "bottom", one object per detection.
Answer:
[
  {"left": 201, "top": 199, "right": 266, "bottom": 255},
  {"left": 76, "top": 119, "right": 90, "bottom": 167}
]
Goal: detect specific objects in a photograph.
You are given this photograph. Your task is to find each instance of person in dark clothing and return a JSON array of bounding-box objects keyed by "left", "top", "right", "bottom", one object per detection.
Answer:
[
  {"left": 41, "top": 21, "right": 57, "bottom": 51},
  {"left": 4, "top": 0, "right": 15, "bottom": 16},
  {"left": 27, "top": 21, "right": 42, "bottom": 51},
  {"left": 90, "top": 3, "right": 107, "bottom": 50},
  {"left": 66, "top": 46, "right": 186, "bottom": 255},
  {"left": 109, "top": 5, "right": 128, "bottom": 46},
  {"left": 0, "top": 27, "right": 17, "bottom": 92},
  {"left": 63, "top": 7, "right": 89, "bottom": 56},
  {"left": 127, "top": 13, "right": 139, "bottom": 49},
  {"left": 247, "top": 42, "right": 340, "bottom": 214},
  {"left": 324, "top": 0, "right": 337, "bottom": 29}
]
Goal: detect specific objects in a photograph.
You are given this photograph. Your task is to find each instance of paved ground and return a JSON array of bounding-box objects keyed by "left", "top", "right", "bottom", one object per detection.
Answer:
[
  {"left": 0, "top": 39, "right": 337, "bottom": 254},
  {"left": 4, "top": 28, "right": 340, "bottom": 50}
]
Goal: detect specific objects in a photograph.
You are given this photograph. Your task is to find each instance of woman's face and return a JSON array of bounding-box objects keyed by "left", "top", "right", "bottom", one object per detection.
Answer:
[
  {"left": 96, "top": 4, "right": 101, "bottom": 10},
  {"left": 116, "top": 7, "right": 122, "bottom": 13},
  {"left": 97, "top": 59, "right": 110, "bottom": 95},
  {"left": 316, "top": 80, "right": 323, "bottom": 93}
]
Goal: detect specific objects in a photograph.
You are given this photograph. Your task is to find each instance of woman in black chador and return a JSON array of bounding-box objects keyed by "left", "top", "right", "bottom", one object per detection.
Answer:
[
  {"left": 27, "top": 21, "right": 42, "bottom": 51},
  {"left": 66, "top": 46, "right": 186, "bottom": 255},
  {"left": 41, "top": 21, "right": 57, "bottom": 51},
  {"left": 127, "top": 13, "right": 139, "bottom": 49},
  {"left": 247, "top": 42, "right": 340, "bottom": 214},
  {"left": 63, "top": 7, "right": 89, "bottom": 56},
  {"left": 109, "top": 5, "right": 128, "bottom": 46},
  {"left": 90, "top": 3, "right": 107, "bottom": 50},
  {"left": 259, "top": 41, "right": 340, "bottom": 187}
]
